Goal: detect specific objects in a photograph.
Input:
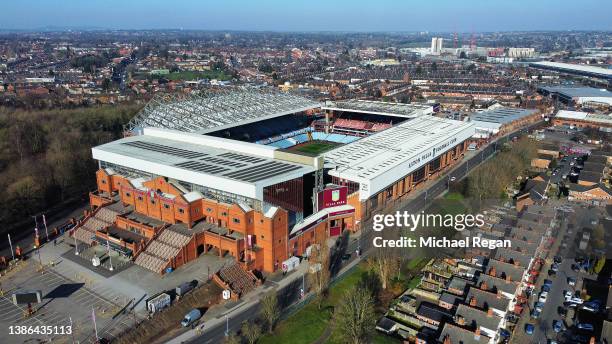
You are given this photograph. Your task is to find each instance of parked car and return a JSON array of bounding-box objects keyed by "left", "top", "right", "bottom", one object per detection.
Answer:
[
  {"left": 535, "top": 302, "right": 544, "bottom": 312},
  {"left": 542, "top": 285, "right": 551, "bottom": 293},
  {"left": 544, "top": 279, "right": 553, "bottom": 286},
  {"left": 564, "top": 290, "right": 572, "bottom": 299},
  {"left": 525, "top": 323, "right": 535, "bottom": 335},
  {"left": 567, "top": 277, "right": 576, "bottom": 286},
  {"left": 553, "top": 320, "right": 564, "bottom": 333},
  {"left": 530, "top": 309, "right": 541, "bottom": 319},
  {"left": 576, "top": 323, "right": 594, "bottom": 331},
  {"left": 181, "top": 309, "right": 202, "bottom": 327}
]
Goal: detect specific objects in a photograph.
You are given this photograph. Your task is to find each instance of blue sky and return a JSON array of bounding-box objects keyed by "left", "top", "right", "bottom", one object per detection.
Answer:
[{"left": 2, "top": 0, "right": 611, "bottom": 32}]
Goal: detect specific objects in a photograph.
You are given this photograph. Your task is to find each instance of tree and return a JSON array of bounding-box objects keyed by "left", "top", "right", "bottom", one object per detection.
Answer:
[
  {"left": 241, "top": 321, "right": 261, "bottom": 344},
  {"left": 334, "top": 285, "right": 376, "bottom": 344},
  {"left": 309, "top": 243, "right": 331, "bottom": 309},
  {"left": 224, "top": 333, "right": 240, "bottom": 344},
  {"left": 260, "top": 290, "right": 280, "bottom": 334},
  {"left": 368, "top": 246, "right": 396, "bottom": 290}
]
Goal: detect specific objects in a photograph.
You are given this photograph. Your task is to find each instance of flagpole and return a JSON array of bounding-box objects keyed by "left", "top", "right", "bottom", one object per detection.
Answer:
[
  {"left": 7, "top": 234, "right": 14, "bottom": 261},
  {"left": 69, "top": 315, "right": 75, "bottom": 344},
  {"left": 106, "top": 239, "right": 114, "bottom": 271},
  {"left": 43, "top": 214, "right": 49, "bottom": 242}
]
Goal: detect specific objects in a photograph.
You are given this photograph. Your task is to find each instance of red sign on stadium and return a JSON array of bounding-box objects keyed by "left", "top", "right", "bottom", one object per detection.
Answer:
[{"left": 317, "top": 186, "right": 348, "bottom": 211}]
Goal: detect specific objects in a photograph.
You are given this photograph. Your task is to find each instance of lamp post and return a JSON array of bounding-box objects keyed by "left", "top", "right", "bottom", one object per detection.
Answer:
[{"left": 224, "top": 315, "right": 229, "bottom": 336}]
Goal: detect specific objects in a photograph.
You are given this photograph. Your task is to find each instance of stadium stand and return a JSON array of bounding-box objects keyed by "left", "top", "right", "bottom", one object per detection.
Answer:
[
  {"left": 213, "top": 262, "right": 261, "bottom": 299},
  {"left": 134, "top": 225, "right": 192, "bottom": 273}
]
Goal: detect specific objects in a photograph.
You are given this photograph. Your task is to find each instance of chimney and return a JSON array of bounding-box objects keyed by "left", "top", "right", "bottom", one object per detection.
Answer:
[
  {"left": 505, "top": 274, "right": 512, "bottom": 282},
  {"left": 443, "top": 334, "right": 452, "bottom": 344},
  {"left": 456, "top": 316, "right": 465, "bottom": 325},
  {"left": 487, "top": 308, "right": 494, "bottom": 317},
  {"left": 481, "top": 281, "right": 488, "bottom": 290},
  {"left": 514, "top": 261, "right": 520, "bottom": 267},
  {"left": 470, "top": 296, "right": 477, "bottom": 307},
  {"left": 489, "top": 267, "right": 497, "bottom": 276},
  {"left": 474, "top": 327, "right": 481, "bottom": 340}
]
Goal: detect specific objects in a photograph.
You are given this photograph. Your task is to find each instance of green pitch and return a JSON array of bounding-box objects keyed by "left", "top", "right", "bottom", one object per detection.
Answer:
[{"left": 290, "top": 140, "right": 341, "bottom": 155}]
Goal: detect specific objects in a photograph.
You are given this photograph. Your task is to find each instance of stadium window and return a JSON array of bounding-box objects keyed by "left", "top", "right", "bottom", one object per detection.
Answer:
[
  {"left": 206, "top": 208, "right": 212, "bottom": 212},
  {"left": 126, "top": 192, "right": 131, "bottom": 197},
  {"left": 195, "top": 208, "right": 199, "bottom": 213},
  {"left": 150, "top": 199, "right": 155, "bottom": 204},
  {"left": 101, "top": 180, "right": 106, "bottom": 184},
  {"left": 221, "top": 212, "right": 227, "bottom": 216},
  {"left": 233, "top": 218, "right": 240, "bottom": 224},
  {"left": 178, "top": 208, "right": 185, "bottom": 214},
  {"left": 163, "top": 204, "right": 170, "bottom": 209},
  {"left": 260, "top": 235, "right": 264, "bottom": 239},
  {"left": 138, "top": 196, "right": 143, "bottom": 201}
]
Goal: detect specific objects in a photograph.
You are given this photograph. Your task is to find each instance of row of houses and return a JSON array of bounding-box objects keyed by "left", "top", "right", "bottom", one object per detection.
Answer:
[{"left": 376, "top": 204, "right": 557, "bottom": 344}]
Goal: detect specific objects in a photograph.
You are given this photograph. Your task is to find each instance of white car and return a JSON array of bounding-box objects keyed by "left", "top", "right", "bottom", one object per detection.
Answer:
[
  {"left": 539, "top": 294, "right": 548, "bottom": 303},
  {"left": 569, "top": 297, "right": 583, "bottom": 304},
  {"left": 564, "top": 291, "right": 572, "bottom": 299}
]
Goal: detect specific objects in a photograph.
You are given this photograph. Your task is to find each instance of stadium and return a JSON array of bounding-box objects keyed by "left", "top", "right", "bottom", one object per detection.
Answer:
[{"left": 74, "top": 88, "right": 474, "bottom": 296}]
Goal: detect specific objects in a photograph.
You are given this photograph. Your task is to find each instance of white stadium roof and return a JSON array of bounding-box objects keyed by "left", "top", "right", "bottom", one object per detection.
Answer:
[
  {"left": 322, "top": 99, "right": 433, "bottom": 118},
  {"left": 92, "top": 127, "right": 314, "bottom": 200},
  {"left": 325, "top": 116, "right": 475, "bottom": 200},
  {"left": 127, "top": 88, "right": 321, "bottom": 134}
]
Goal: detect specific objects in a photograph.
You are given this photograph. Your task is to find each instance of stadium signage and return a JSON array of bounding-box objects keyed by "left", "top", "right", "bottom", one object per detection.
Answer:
[
  {"left": 432, "top": 137, "right": 458, "bottom": 156},
  {"left": 317, "top": 186, "right": 348, "bottom": 211}
]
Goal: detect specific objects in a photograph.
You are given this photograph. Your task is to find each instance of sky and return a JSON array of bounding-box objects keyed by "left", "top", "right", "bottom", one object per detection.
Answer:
[{"left": 1, "top": 0, "right": 611, "bottom": 32}]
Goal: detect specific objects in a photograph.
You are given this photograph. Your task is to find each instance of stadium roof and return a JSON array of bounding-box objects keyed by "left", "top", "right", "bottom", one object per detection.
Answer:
[
  {"left": 555, "top": 110, "right": 612, "bottom": 125},
  {"left": 322, "top": 99, "right": 433, "bottom": 118},
  {"left": 529, "top": 61, "right": 612, "bottom": 79},
  {"left": 127, "top": 88, "right": 321, "bottom": 134},
  {"left": 471, "top": 107, "right": 539, "bottom": 126},
  {"left": 92, "top": 127, "right": 314, "bottom": 200},
  {"left": 325, "top": 116, "right": 475, "bottom": 200}
]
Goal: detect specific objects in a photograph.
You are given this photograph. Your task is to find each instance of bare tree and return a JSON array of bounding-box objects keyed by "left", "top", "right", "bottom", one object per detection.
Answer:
[
  {"left": 241, "top": 321, "right": 261, "bottom": 344},
  {"left": 368, "top": 245, "right": 396, "bottom": 290},
  {"left": 308, "top": 243, "right": 331, "bottom": 309},
  {"left": 334, "top": 285, "right": 376, "bottom": 344},
  {"left": 260, "top": 290, "right": 280, "bottom": 334}
]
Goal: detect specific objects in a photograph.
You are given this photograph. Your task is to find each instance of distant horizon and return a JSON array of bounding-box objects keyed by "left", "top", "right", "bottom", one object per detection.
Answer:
[
  {"left": 2, "top": 27, "right": 612, "bottom": 34},
  {"left": 2, "top": 0, "right": 611, "bottom": 32}
]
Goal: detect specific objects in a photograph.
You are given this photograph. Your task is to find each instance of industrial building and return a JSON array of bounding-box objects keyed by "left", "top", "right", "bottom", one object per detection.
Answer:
[
  {"left": 529, "top": 61, "right": 612, "bottom": 84},
  {"left": 539, "top": 86, "right": 612, "bottom": 107},
  {"left": 469, "top": 106, "right": 541, "bottom": 139},
  {"left": 73, "top": 89, "right": 475, "bottom": 281},
  {"left": 552, "top": 110, "right": 612, "bottom": 131}
]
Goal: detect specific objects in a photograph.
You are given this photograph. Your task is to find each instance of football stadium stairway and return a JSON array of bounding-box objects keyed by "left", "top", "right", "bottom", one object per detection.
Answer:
[
  {"left": 72, "top": 205, "right": 124, "bottom": 245},
  {"left": 134, "top": 226, "right": 192, "bottom": 274}
]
